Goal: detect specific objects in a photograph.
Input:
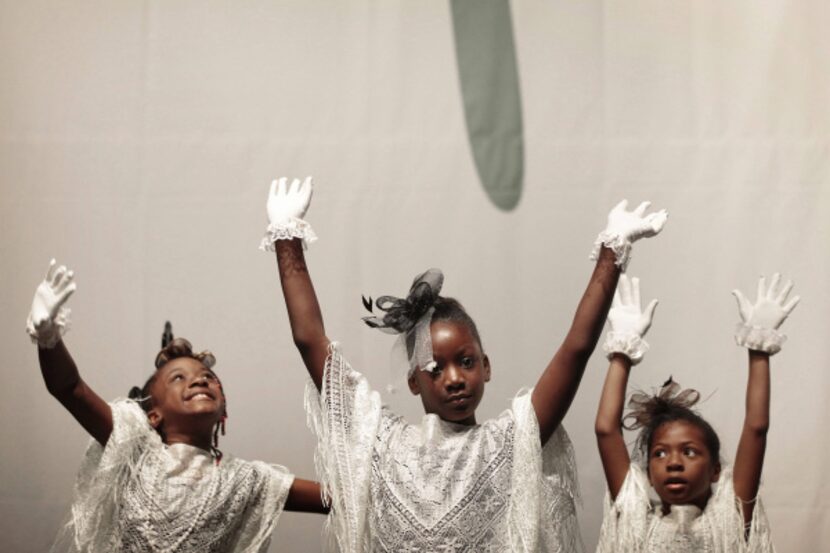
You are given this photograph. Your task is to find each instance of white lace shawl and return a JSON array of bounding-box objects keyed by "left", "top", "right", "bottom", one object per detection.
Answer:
[
  {"left": 53, "top": 400, "right": 294, "bottom": 553},
  {"left": 596, "top": 464, "right": 774, "bottom": 553},
  {"left": 304, "top": 343, "right": 581, "bottom": 553}
]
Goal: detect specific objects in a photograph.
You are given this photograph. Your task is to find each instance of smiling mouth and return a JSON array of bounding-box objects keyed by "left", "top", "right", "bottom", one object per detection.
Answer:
[{"left": 186, "top": 392, "right": 215, "bottom": 401}]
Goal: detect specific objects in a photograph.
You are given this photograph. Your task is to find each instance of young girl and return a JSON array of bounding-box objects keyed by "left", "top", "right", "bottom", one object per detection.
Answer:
[
  {"left": 28, "top": 259, "right": 327, "bottom": 552},
  {"left": 261, "top": 177, "right": 667, "bottom": 552},
  {"left": 594, "top": 273, "right": 799, "bottom": 552}
]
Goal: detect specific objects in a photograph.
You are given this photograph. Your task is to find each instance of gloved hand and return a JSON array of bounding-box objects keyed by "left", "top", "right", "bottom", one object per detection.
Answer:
[
  {"left": 590, "top": 200, "right": 668, "bottom": 270},
  {"left": 603, "top": 274, "right": 658, "bottom": 365},
  {"left": 259, "top": 176, "right": 317, "bottom": 251},
  {"left": 732, "top": 273, "right": 800, "bottom": 354},
  {"left": 27, "top": 259, "right": 76, "bottom": 349}
]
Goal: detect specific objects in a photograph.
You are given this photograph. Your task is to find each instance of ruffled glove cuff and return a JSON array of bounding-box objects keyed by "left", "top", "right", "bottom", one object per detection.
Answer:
[
  {"left": 259, "top": 217, "right": 318, "bottom": 252},
  {"left": 26, "top": 307, "right": 71, "bottom": 349},
  {"left": 734, "top": 323, "right": 786, "bottom": 355},
  {"left": 603, "top": 331, "right": 649, "bottom": 365},
  {"left": 590, "top": 231, "right": 633, "bottom": 271}
]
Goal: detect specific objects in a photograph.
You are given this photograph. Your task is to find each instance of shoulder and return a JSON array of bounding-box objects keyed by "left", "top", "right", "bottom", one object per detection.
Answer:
[{"left": 108, "top": 398, "right": 156, "bottom": 443}]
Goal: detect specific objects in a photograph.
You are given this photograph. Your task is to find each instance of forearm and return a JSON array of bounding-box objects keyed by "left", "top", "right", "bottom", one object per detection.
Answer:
[
  {"left": 284, "top": 478, "right": 330, "bottom": 514},
  {"left": 733, "top": 351, "right": 770, "bottom": 519},
  {"left": 595, "top": 355, "right": 633, "bottom": 499},
  {"left": 561, "top": 247, "right": 620, "bottom": 356},
  {"left": 275, "top": 240, "right": 327, "bottom": 346},
  {"left": 595, "top": 354, "right": 630, "bottom": 436},
  {"left": 39, "top": 340, "right": 82, "bottom": 398},
  {"left": 275, "top": 239, "right": 329, "bottom": 389},
  {"left": 531, "top": 247, "right": 620, "bottom": 441},
  {"left": 744, "top": 351, "right": 771, "bottom": 434},
  {"left": 38, "top": 341, "right": 112, "bottom": 444}
]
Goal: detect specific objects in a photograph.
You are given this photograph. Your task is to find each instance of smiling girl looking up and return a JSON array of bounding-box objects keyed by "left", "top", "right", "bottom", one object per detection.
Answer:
[
  {"left": 594, "top": 274, "right": 799, "bottom": 552},
  {"left": 28, "top": 260, "right": 326, "bottom": 553},
  {"left": 261, "top": 177, "right": 667, "bottom": 552}
]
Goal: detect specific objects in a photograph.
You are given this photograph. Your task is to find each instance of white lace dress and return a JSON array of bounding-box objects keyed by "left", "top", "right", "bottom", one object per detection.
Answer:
[
  {"left": 54, "top": 400, "right": 294, "bottom": 553},
  {"left": 596, "top": 464, "right": 774, "bottom": 553},
  {"left": 305, "top": 343, "right": 581, "bottom": 553}
]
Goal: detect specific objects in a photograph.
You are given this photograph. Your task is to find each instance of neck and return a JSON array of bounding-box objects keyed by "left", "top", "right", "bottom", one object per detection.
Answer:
[{"left": 163, "top": 429, "right": 214, "bottom": 452}]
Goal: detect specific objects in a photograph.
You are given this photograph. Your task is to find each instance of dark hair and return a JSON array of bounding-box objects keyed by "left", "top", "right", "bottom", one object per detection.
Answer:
[
  {"left": 625, "top": 378, "right": 720, "bottom": 465},
  {"left": 432, "top": 296, "right": 483, "bottom": 349},
  {"left": 128, "top": 337, "right": 226, "bottom": 459},
  {"left": 128, "top": 337, "right": 217, "bottom": 412}
]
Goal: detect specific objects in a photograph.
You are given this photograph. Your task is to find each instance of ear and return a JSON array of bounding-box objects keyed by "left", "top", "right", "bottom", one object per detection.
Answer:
[
  {"left": 407, "top": 373, "right": 421, "bottom": 396},
  {"left": 147, "top": 408, "right": 163, "bottom": 430},
  {"left": 710, "top": 461, "right": 722, "bottom": 483},
  {"left": 482, "top": 355, "right": 491, "bottom": 382}
]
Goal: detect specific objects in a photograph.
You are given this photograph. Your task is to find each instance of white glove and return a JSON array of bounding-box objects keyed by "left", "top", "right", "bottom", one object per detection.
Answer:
[
  {"left": 732, "top": 273, "right": 799, "bottom": 354},
  {"left": 603, "top": 274, "right": 658, "bottom": 365},
  {"left": 26, "top": 259, "right": 76, "bottom": 349},
  {"left": 259, "top": 176, "right": 317, "bottom": 251},
  {"left": 590, "top": 200, "right": 668, "bottom": 270}
]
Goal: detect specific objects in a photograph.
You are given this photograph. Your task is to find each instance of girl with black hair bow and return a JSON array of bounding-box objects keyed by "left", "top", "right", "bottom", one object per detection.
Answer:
[
  {"left": 263, "top": 177, "right": 667, "bottom": 552},
  {"left": 595, "top": 274, "right": 799, "bottom": 552}
]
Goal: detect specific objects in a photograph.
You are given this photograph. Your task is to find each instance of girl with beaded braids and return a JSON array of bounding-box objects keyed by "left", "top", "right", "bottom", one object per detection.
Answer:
[
  {"left": 262, "top": 177, "right": 667, "bottom": 552},
  {"left": 27, "top": 260, "right": 327, "bottom": 553},
  {"left": 594, "top": 274, "right": 799, "bottom": 552}
]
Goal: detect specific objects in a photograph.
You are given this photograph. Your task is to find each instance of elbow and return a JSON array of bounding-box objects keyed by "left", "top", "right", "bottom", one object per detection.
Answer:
[
  {"left": 744, "top": 419, "right": 770, "bottom": 438},
  {"left": 595, "top": 419, "right": 621, "bottom": 439}
]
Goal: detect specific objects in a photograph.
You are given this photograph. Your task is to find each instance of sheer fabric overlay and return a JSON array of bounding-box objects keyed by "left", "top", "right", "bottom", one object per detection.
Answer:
[
  {"left": 596, "top": 464, "right": 774, "bottom": 553},
  {"left": 304, "top": 342, "right": 581, "bottom": 552},
  {"left": 53, "top": 400, "right": 294, "bottom": 553}
]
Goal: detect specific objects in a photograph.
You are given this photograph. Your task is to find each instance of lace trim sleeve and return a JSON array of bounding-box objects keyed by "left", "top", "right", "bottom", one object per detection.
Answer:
[
  {"left": 304, "top": 342, "right": 382, "bottom": 553},
  {"left": 707, "top": 467, "right": 775, "bottom": 553},
  {"left": 509, "top": 391, "right": 583, "bottom": 552},
  {"left": 230, "top": 463, "right": 295, "bottom": 553},
  {"left": 596, "top": 464, "right": 652, "bottom": 553},
  {"left": 58, "top": 399, "right": 156, "bottom": 552}
]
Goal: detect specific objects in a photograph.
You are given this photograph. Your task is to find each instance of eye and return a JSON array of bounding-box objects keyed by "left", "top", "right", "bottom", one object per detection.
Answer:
[
  {"left": 203, "top": 373, "right": 217, "bottom": 381},
  {"left": 684, "top": 447, "right": 698, "bottom": 458},
  {"left": 460, "top": 356, "right": 474, "bottom": 369},
  {"left": 171, "top": 374, "right": 184, "bottom": 382},
  {"left": 652, "top": 449, "right": 667, "bottom": 459}
]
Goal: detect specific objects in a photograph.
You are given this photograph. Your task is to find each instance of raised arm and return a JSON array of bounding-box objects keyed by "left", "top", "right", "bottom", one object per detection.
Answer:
[
  {"left": 595, "top": 275, "right": 658, "bottom": 498},
  {"left": 531, "top": 200, "right": 667, "bottom": 444},
  {"left": 29, "top": 260, "right": 112, "bottom": 445},
  {"left": 261, "top": 177, "right": 330, "bottom": 390},
  {"left": 732, "top": 274, "right": 799, "bottom": 523}
]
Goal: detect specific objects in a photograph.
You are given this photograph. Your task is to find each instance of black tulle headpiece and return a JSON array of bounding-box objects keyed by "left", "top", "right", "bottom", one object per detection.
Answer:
[
  {"left": 362, "top": 269, "right": 444, "bottom": 334},
  {"left": 362, "top": 268, "right": 444, "bottom": 376},
  {"left": 623, "top": 377, "right": 701, "bottom": 431}
]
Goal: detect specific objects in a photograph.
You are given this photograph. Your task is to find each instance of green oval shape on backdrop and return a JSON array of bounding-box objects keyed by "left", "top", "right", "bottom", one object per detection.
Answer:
[{"left": 450, "top": 0, "right": 524, "bottom": 211}]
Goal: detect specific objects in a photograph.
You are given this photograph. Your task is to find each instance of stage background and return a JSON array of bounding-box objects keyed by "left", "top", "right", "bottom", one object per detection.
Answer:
[{"left": 1, "top": 1, "right": 827, "bottom": 551}]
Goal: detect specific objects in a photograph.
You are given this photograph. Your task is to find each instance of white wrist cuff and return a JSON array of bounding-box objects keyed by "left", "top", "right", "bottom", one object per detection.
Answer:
[
  {"left": 259, "top": 217, "right": 317, "bottom": 251},
  {"left": 734, "top": 323, "right": 785, "bottom": 355},
  {"left": 603, "top": 331, "right": 649, "bottom": 365},
  {"left": 590, "top": 231, "right": 632, "bottom": 271},
  {"left": 26, "top": 307, "right": 71, "bottom": 349}
]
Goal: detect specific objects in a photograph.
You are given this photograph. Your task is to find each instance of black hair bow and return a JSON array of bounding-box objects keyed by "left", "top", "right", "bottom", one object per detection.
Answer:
[{"left": 362, "top": 268, "right": 444, "bottom": 334}]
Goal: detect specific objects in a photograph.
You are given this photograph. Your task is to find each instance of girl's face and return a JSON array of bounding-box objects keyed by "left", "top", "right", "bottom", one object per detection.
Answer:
[
  {"left": 147, "top": 357, "right": 225, "bottom": 435},
  {"left": 648, "top": 420, "right": 720, "bottom": 511},
  {"left": 408, "top": 320, "right": 490, "bottom": 426}
]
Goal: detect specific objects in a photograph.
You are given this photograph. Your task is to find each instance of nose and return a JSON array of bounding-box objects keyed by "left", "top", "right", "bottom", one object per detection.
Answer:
[
  {"left": 189, "top": 375, "right": 209, "bottom": 387},
  {"left": 666, "top": 452, "right": 684, "bottom": 472},
  {"left": 443, "top": 364, "right": 466, "bottom": 392}
]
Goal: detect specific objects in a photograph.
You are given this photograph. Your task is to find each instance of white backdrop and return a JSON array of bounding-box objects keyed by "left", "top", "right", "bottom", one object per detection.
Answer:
[{"left": 1, "top": 1, "right": 828, "bottom": 551}]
